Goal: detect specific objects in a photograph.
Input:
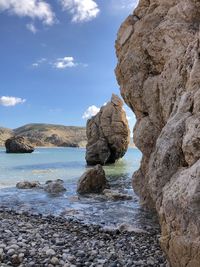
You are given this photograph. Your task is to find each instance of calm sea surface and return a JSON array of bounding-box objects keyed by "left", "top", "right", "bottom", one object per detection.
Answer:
[{"left": 0, "top": 147, "right": 158, "bottom": 229}]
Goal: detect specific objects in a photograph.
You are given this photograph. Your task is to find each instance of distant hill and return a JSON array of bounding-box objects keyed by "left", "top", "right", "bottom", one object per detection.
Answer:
[
  {"left": 0, "top": 127, "right": 13, "bottom": 146},
  {"left": 0, "top": 123, "right": 87, "bottom": 147},
  {"left": 0, "top": 123, "right": 135, "bottom": 148}
]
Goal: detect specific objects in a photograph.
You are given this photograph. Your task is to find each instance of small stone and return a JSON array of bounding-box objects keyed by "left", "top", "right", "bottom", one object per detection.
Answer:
[
  {"left": 76, "top": 250, "right": 85, "bottom": 257},
  {"left": 7, "top": 249, "right": 15, "bottom": 256},
  {"left": 62, "top": 253, "right": 68, "bottom": 261},
  {"left": 50, "top": 257, "right": 59, "bottom": 265},
  {"left": 46, "top": 249, "right": 56, "bottom": 256},
  {"left": 11, "top": 254, "right": 21, "bottom": 265},
  {"left": 147, "top": 257, "right": 156, "bottom": 265},
  {"left": 67, "top": 255, "right": 75, "bottom": 262},
  {"left": 0, "top": 248, "right": 4, "bottom": 261},
  {"left": 9, "top": 244, "right": 19, "bottom": 251}
]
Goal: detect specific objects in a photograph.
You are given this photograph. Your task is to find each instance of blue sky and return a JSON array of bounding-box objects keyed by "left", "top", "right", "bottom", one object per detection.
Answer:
[{"left": 0, "top": 0, "right": 138, "bottom": 131}]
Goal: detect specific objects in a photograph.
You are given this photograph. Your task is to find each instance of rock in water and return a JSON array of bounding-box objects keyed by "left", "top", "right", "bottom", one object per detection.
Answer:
[
  {"left": 5, "top": 136, "right": 34, "bottom": 153},
  {"left": 77, "top": 165, "right": 108, "bottom": 194},
  {"left": 86, "top": 94, "right": 130, "bottom": 165},
  {"left": 103, "top": 189, "right": 132, "bottom": 201},
  {"left": 44, "top": 179, "right": 66, "bottom": 194},
  {"left": 115, "top": 1, "right": 200, "bottom": 266},
  {"left": 16, "top": 181, "right": 40, "bottom": 189}
]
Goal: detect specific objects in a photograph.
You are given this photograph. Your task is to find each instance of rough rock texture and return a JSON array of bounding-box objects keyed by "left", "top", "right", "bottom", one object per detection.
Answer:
[
  {"left": 77, "top": 165, "right": 108, "bottom": 194},
  {"left": 5, "top": 136, "right": 34, "bottom": 153},
  {"left": 86, "top": 94, "right": 130, "bottom": 165},
  {"left": 16, "top": 181, "right": 40, "bottom": 189},
  {"left": 115, "top": 0, "right": 200, "bottom": 266},
  {"left": 44, "top": 179, "right": 66, "bottom": 194}
]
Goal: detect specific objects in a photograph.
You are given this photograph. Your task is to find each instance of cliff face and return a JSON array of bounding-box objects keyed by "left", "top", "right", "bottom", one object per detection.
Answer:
[
  {"left": 116, "top": 0, "right": 200, "bottom": 266},
  {"left": 86, "top": 94, "right": 130, "bottom": 165}
]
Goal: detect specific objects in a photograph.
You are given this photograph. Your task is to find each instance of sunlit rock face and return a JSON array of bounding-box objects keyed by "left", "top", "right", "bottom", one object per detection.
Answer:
[
  {"left": 86, "top": 94, "right": 130, "bottom": 165},
  {"left": 115, "top": 0, "right": 200, "bottom": 266}
]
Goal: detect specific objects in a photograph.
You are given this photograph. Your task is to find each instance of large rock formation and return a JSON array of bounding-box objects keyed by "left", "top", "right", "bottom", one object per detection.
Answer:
[
  {"left": 86, "top": 94, "right": 130, "bottom": 165},
  {"left": 115, "top": 1, "right": 200, "bottom": 266},
  {"left": 5, "top": 136, "right": 34, "bottom": 153}
]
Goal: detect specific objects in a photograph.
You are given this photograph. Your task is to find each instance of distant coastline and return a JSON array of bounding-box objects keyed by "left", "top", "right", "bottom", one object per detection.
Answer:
[
  {"left": 0, "top": 123, "right": 87, "bottom": 148},
  {"left": 0, "top": 123, "right": 135, "bottom": 149}
]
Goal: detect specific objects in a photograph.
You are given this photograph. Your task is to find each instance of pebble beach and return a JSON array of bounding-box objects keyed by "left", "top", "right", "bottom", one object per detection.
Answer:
[{"left": 0, "top": 210, "right": 168, "bottom": 267}]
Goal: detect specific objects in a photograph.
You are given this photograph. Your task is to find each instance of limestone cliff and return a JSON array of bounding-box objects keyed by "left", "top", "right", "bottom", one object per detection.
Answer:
[
  {"left": 86, "top": 94, "right": 130, "bottom": 165},
  {"left": 116, "top": 0, "right": 200, "bottom": 266}
]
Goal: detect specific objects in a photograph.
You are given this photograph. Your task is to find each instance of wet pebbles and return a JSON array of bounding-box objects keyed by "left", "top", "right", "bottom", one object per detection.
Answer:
[{"left": 0, "top": 210, "right": 168, "bottom": 267}]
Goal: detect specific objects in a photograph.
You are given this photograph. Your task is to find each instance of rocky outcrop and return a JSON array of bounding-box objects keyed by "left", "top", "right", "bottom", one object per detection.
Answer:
[
  {"left": 86, "top": 94, "right": 130, "bottom": 165},
  {"left": 5, "top": 136, "right": 34, "bottom": 153},
  {"left": 115, "top": 0, "right": 200, "bottom": 266},
  {"left": 77, "top": 165, "right": 108, "bottom": 194}
]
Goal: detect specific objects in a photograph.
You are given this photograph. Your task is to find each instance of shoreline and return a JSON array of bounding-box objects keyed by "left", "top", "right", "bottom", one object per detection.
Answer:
[{"left": 0, "top": 209, "right": 168, "bottom": 267}]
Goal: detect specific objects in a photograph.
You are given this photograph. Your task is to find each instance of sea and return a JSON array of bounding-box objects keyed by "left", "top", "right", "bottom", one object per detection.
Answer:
[{"left": 0, "top": 147, "right": 158, "bottom": 230}]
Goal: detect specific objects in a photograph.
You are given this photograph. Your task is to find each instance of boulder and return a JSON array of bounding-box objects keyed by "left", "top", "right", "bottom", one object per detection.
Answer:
[
  {"left": 77, "top": 165, "right": 108, "bottom": 194},
  {"left": 5, "top": 136, "right": 34, "bottom": 153},
  {"left": 115, "top": 0, "right": 200, "bottom": 266},
  {"left": 85, "top": 94, "right": 130, "bottom": 165},
  {"left": 16, "top": 181, "right": 40, "bottom": 189},
  {"left": 44, "top": 179, "right": 66, "bottom": 194}
]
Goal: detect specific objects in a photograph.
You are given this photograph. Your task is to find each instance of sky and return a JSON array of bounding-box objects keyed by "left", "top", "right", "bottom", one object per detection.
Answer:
[{"left": 0, "top": 0, "right": 138, "bottom": 131}]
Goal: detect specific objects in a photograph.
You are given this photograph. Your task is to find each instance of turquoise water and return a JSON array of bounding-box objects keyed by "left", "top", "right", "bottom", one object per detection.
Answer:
[
  {"left": 0, "top": 147, "right": 141, "bottom": 188},
  {"left": 0, "top": 147, "right": 158, "bottom": 229}
]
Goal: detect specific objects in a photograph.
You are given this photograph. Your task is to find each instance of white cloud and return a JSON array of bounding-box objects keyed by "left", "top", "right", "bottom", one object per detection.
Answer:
[
  {"left": 60, "top": 0, "right": 100, "bottom": 22},
  {"left": 82, "top": 105, "right": 100, "bottom": 119},
  {"left": 32, "top": 56, "right": 86, "bottom": 70},
  {"left": 0, "top": 0, "right": 55, "bottom": 25},
  {"left": 32, "top": 63, "right": 39, "bottom": 67},
  {"left": 0, "top": 96, "right": 26, "bottom": 107},
  {"left": 26, "top": 22, "right": 37, "bottom": 33},
  {"left": 32, "top": 58, "right": 46, "bottom": 67},
  {"left": 54, "top": 56, "right": 77, "bottom": 69}
]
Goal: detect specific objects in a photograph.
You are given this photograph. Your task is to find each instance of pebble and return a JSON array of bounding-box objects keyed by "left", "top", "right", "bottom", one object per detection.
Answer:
[
  {"left": 7, "top": 249, "right": 15, "bottom": 256},
  {"left": 0, "top": 210, "right": 168, "bottom": 267},
  {"left": 50, "top": 256, "right": 59, "bottom": 265},
  {"left": 46, "top": 249, "right": 56, "bottom": 256}
]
